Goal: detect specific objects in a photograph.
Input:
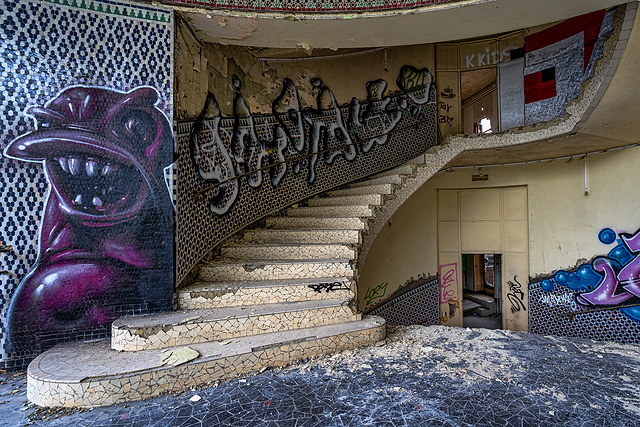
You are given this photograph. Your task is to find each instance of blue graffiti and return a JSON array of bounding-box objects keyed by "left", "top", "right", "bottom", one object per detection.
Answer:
[{"left": 536, "top": 227, "right": 640, "bottom": 323}]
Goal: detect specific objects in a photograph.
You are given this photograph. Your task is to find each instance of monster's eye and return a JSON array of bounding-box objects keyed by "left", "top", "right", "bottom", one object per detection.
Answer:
[{"left": 111, "top": 110, "right": 158, "bottom": 148}]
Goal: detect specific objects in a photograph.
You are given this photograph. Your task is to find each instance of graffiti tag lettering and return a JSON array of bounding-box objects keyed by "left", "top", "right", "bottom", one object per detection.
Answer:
[
  {"left": 365, "top": 282, "right": 388, "bottom": 305},
  {"left": 506, "top": 276, "right": 526, "bottom": 313},
  {"left": 464, "top": 46, "right": 518, "bottom": 69},
  {"left": 308, "top": 282, "right": 351, "bottom": 293},
  {"left": 439, "top": 263, "right": 459, "bottom": 305},
  {"left": 190, "top": 66, "right": 434, "bottom": 215}
]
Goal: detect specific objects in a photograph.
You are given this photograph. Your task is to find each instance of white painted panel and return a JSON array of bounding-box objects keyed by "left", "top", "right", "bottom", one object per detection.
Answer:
[{"left": 498, "top": 58, "right": 524, "bottom": 131}]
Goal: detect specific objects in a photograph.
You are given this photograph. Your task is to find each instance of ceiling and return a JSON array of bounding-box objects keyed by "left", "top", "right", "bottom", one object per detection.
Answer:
[{"left": 178, "top": 0, "right": 628, "bottom": 49}]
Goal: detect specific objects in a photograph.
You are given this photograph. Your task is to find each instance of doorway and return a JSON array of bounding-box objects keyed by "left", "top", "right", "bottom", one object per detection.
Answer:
[{"left": 462, "top": 253, "right": 502, "bottom": 329}]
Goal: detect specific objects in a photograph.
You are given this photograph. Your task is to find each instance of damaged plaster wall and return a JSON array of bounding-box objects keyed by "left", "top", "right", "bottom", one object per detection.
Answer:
[{"left": 175, "top": 28, "right": 435, "bottom": 119}]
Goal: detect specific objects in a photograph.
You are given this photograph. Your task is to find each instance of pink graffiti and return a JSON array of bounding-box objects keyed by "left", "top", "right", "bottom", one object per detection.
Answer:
[
  {"left": 439, "top": 263, "right": 459, "bottom": 304},
  {"left": 576, "top": 228, "right": 640, "bottom": 306}
]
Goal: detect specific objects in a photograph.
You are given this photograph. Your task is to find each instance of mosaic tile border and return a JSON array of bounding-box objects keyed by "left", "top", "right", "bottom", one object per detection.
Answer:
[
  {"left": 163, "top": 0, "right": 458, "bottom": 13},
  {"left": 39, "top": 0, "right": 172, "bottom": 23}
]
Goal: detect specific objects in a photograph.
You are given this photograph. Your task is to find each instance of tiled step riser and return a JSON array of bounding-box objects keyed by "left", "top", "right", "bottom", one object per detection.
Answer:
[
  {"left": 372, "top": 164, "right": 414, "bottom": 178},
  {"left": 265, "top": 217, "right": 365, "bottom": 230},
  {"left": 198, "top": 261, "right": 354, "bottom": 282},
  {"left": 287, "top": 206, "right": 373, "bottom": 218},
  {"left": 350, "top": 175, "right": 403, "bottom": 188},
  {"left": 28, "top": 319, "right": 386, "bottom": 408},
  {"left": 178, "top": 284, "right": 353, "bottom": 310},
  {"left": 221, "top": 244, "right": 355, "bottom": 261},
  {"left": 243, "top": 230, "right": 361, "bottom": 244},
  {"left": 329, "top": 184, "right": 393, "bottom": 197},
  {"left": 112, "top": 305, "right": 358, "bottom": 351},
  {"left": 308, "top": 194, "right": 383, "bottom": 207}
]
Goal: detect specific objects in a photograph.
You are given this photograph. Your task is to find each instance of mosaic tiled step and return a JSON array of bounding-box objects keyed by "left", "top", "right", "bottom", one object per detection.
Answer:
[
  {"left": 372, "top": 164, "right": 415, "bottom": 178},
  {"left": 111, "top": 299, "right": 358, "bottom": 351},
  {"left": 349, "top": 174, "right": 403, "bottom": 188},
  {"left": 198, "top": 259, "right": 354, "bottom": 281},
  {"left": 243, "top": 228, "right": 361, "bottom": 244},
  {"left": 286, "top": 205, "right": 374, "bottom": 218},
  {"left": 28, "top": 316, "right": 386, "bottom": 408},
  {"left": 265, "top": 216, "right": 365, "bottom": 230},
  {"left": 177, "top": 277, "right": 354, "bottom": 310},
  {"left": 221, "top": 242, "right": 356, "bottom": 261},
  {"left": 308, "top": 194, "right": 383, "bottom": 207},
  {"left": 328, "top": 183, "right": 394, "bottom": 197}
]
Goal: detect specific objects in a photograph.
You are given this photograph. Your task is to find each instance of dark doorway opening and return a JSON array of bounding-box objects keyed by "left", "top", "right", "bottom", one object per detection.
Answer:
[{"left": 462, "top": 254, "right": 502, "bottom": 329}]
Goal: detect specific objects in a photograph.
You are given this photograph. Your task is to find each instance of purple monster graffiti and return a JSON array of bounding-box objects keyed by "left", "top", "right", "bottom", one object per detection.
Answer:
[
  {"left": 3, "top": 86, "right": 174, "bottom": 355},
  {"left": 538, "top": 226, "right": 640, "bottom": 322}
]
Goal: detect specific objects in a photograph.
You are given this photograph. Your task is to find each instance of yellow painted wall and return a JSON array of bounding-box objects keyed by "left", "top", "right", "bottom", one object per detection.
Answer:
[{"left": 359, "top": 144, "right": 640, "bottom": 326}]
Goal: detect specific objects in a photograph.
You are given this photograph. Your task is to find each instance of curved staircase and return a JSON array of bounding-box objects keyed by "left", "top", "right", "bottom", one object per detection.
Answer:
[{"left": 26, "top": 159, "right": 429, "bottom": 407}]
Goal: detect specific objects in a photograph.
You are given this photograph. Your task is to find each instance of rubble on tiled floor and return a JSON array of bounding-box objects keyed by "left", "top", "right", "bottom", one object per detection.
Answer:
[{"left": 4, "top": 325, "right": 639, "bottom": 426}]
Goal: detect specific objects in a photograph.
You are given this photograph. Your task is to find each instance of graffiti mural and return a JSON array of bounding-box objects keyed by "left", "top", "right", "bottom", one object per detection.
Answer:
[
  {"left": 3, "top": 86, "right": 174, "bottom": 355},
  {"left": 178, "top": 65, "right": 438, "bottom": 284},
  {"left": 190, "top": 66, "right": 433, "bottom": 216},
  {"left": 0, "top": 0, "right": 174, "bottom": 366},
  {"left": 530, "top": 226, "right": 640, "bottom": 343}
]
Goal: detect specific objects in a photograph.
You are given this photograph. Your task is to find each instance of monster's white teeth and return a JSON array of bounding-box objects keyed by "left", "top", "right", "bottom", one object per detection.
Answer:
[
  {"left": 102, "top": 164, "right": 113, "bottom": 175},
  {"left": 68, "top": 157, "right": 80, "bottom": 175},
  {"left": 92, "top": 197, "right": 103, "bottom": 208},
  {"left": 85, "top": 160, "right": 97, "bottom": 177},
  {"left": 73, "top": 194, "right": 82, "bottom": 205},
  {"left": 58, "top": 158, "right": 69, "bottom": 173}
]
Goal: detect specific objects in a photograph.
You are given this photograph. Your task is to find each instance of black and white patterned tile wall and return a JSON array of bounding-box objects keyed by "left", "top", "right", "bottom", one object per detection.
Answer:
[
  {"left": 176, "top": 68, "right": 438, "bottom": 284},
  {"left": 0, "top": 0, "right": 174, "bottom": 367},
  {"left": 368, "top": 278, "right": 440, "bottom": 326}
]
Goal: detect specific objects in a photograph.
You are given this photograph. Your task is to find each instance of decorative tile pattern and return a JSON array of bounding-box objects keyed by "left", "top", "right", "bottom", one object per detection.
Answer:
[
  {"left": 221, "top": 242, "right": 356, "bottom": 260},
  {"left": 369, "top": 278, "right": 440, "bottom": 326},
  {"left": 161, "top": 0, "right": 459, "bottom": 13},
  {"left": 178, "top": 278, "right": 354, "bottom": 309},
  {"left": 198, "top": 259, "right": 354, "bottom": 281},
  {"left": 0, "top": 0, "right": 173, "bottom": 367},
  {"left": 529, "top": 282, "right": 640, "bottom": 344},
  {"left": 111, "top": 300, "right": 358, "bottom": 351}
]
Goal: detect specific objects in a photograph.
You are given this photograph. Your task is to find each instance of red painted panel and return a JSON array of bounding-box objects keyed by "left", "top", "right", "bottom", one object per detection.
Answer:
[
  {"left": 525, "top": 9, "right": 606, "bottom": 71},
  {"left": 524, "top": 71, "right": 556, "bottom": 104}
]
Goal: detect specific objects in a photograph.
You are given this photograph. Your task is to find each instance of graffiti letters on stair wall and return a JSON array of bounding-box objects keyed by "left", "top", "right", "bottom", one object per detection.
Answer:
[
  {"left": 190, "top": 66, "right": 433, "bottom": 216},
  {"left": 178, "top": 66, "right": 438, "bottom": 284},
  {"left": 529, "top": 226, "right": 640, "bottom": 343}
]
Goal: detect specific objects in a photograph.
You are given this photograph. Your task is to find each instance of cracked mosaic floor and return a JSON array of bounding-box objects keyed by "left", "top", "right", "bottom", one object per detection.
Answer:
[{"left": 1, "top": 325, "right": 639, "bottom": 426}]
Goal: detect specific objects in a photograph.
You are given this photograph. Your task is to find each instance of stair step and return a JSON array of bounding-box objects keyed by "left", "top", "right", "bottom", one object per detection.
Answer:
[
  {"left": 28, "top": 316, "right": 385, "bottom": 408},
  {"left": 287, "top": 205, "right": 373, "bottom": 218},
  {"left": 308, "top": 194, "right": 383, "bottom": 207},
  {"left": 328, "top": 183, "right": 393, "bottom": 197},
  {"left": 465, "top": 293, "right": 496, "bottom": 310},
  {"left": 265, "top": 216, "right": 365, "bottom": 230},
  {"left": 349, "top": 174, "right": 403, "bottom": 188},
  {"left": 243, "top": 229, "right": 360, "bottom": 244},
  {"left": 178, "top": 277, "right": 354, "bottom": 310},
  {"left": 462, "top": 299, "right": 482, "bottom": 314},
  {"left": 371, "top": 164, "right": 414, "bottom": 178},
  {"left": 221, "top": 242, "right": 355, "bottom": 261},
  {"left": 198, "top": 259, "right": 354, "bottom": 281},
  {"left": 111, "top": 299, "right": 357, "bottom": 351}
]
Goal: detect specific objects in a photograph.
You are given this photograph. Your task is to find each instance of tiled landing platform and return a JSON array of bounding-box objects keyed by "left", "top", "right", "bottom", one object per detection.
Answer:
[{"left": 27, "top": 316, "right": 385, "bottom": 408}]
